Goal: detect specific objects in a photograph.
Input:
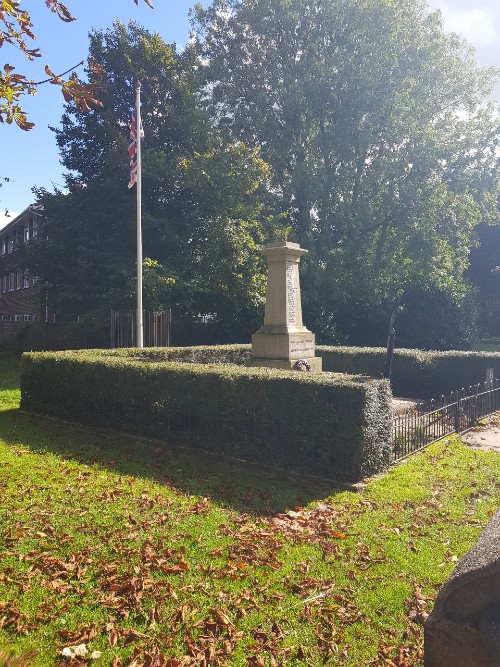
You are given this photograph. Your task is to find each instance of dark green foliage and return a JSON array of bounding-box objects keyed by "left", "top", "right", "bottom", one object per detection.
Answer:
[
  {"left": 318, "top": 346, "right": 500, "bottom": 399},
  {"left": 395, "top": 285, "right": 479, "bottom": 351},
  {"left": 0, "top": 326, "right": 29, "bottom": 358},
  {"left": 20, "top": 349, "right": 392, "bottom": 481},
  {"left": 311, "top": 285, "right": 480, "bottom": 350},
  {"left": 20, "top": 22, "right": 274, "bottom": 334},
  {"left": 194, "top": 0, "right": 500, "bottom": 348},
  {"left": 12, "top": 2, "right": 500, "bottom": 350},
  {"left": 467, "top": 224, "right": 500, "bottom": 338}
]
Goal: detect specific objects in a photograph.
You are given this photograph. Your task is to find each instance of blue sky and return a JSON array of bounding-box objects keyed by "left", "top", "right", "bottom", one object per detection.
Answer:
[
  {"left": 1, "top": 0, "right": 499, "bottom": 223},
  {"left": 1, "top": 0, "right": 197, "bottom": 220}
]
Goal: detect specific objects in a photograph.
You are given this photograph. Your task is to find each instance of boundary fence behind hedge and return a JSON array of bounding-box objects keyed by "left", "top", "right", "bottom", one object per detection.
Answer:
[
  {"left": 110, "top": 310, "right": 172, "bottom": 348},
  {"left": 392, "top": 379, "right": 500, "bottom": 461},
  {"left": 0, "top": 321, "right": 86, "bottom": 351}
]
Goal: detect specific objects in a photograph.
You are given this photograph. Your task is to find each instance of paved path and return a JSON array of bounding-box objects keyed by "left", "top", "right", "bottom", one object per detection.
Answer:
[{"left": 461, "top": 415, "right": 500, "bottom": 453}]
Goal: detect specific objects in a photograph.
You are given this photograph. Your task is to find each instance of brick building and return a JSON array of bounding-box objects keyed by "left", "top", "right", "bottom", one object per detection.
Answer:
[
  {"left": 0, "top": 205, "right": 87, "bottom": 350},
  {"left": 0, "top": 205, "right": 44, "bottom": 322}
]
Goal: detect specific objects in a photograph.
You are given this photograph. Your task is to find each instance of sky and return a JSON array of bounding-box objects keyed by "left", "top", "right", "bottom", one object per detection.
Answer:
[{"left": 1, "top": 0, "right": 500, "bottom": 225}]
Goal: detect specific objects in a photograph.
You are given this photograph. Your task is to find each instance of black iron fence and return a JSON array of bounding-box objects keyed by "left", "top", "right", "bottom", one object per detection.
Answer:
[{"left": 392, "top": 379, "right": 500, "bottom": 462}]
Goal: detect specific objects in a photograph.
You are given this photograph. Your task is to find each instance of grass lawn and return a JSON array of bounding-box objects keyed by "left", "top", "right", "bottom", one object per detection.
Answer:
[{"left": 1, "top": 357, "right": 500, "bottom": 666}]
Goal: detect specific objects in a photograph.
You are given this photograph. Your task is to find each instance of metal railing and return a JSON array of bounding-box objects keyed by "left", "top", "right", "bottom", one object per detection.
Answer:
[
  {"left": 392, "top": 379, "right": 500, "bottom": 462},
  {"left": 110, "top": 309, "right": 171, "bottom": 348}
]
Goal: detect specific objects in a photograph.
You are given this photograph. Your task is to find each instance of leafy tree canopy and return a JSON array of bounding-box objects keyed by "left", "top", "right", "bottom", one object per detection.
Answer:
[
  {"left": 21, "top": 21, "right": 275, "bottom": 337},
  {"left": 10, "top": 0, "right": 500, "bottom": 349},
  {"left": 192, "top": 0, "right": 500, "bottom": 343}
]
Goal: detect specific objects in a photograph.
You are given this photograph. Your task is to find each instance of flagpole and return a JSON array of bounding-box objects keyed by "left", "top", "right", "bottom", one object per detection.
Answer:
[{"left": 135, "top": 81, "right": 144, "bottom": 348}]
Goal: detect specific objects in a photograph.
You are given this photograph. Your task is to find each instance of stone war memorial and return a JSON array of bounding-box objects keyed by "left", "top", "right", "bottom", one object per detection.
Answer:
[{"left": 247, "top": 241, "right": 322, "bottom": 372}]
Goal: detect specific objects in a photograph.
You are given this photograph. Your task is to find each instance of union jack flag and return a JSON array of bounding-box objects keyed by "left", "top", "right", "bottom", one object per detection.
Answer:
[{"left": 128, "top": 110, "right": 144, "bottom": 189}]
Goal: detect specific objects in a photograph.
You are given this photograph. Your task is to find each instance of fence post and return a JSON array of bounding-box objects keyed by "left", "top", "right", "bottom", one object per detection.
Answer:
[
  {"left": 474, "top": 384, "right": 479, "bottom": 425},
  {"left": 454, "top": 389, "right": 461, "bottom": 433},
  {"left": 384, "top": 312, "right": 396, "bottom": 379}
]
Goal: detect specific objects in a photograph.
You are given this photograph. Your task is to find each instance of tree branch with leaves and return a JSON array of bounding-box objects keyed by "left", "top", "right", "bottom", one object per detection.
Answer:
[{"left": 0, "top": 0, "right": 152, "bottom": 129}]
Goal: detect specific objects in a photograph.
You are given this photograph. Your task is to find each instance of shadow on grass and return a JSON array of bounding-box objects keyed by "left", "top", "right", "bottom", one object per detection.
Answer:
[{"left": 0, "top": 407, "right": 351, "bottom": 516}]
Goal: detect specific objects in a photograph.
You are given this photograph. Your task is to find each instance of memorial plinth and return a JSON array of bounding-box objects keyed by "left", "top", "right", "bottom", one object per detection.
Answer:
[{"left": 248, "top": 242, "right": 322, "bottom": 372}]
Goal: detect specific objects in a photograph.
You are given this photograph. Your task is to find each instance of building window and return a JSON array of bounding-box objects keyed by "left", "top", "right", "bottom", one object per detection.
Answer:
[
  {"left": 32, "top": 275, "right": 39, "bottom": 286},
  {"left": 16, "top": 272, "right": 21, "bottom": 290},
  {"left": 23, "top": 273, "right": 30, "bottom": 288},
  {"left": 8, "top": 273, "right": 15, "bottom": 291},
  {"left": 29, "top": 217, "right": 38, "bottom": 239}
]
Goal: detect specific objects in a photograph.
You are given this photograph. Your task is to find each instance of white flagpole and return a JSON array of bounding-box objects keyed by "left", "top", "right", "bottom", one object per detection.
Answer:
[{"left": 135, "top": 81, "right": 144, "bottom": 348}]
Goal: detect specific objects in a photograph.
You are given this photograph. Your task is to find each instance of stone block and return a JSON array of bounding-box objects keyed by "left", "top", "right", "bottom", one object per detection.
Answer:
[
  {"left": 425, "top": 509, "right": 500, "bottom": 666},
  {"left": 252, "top": 329, "right": 316, "bottom": 360}
]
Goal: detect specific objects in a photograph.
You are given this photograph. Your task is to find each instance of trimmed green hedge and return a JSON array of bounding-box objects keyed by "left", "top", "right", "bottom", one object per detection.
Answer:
[
  {"left": 85, "top": 344, "right": 500, "bottom": 399},
  {"left": 65, "top": 344, "right": 500, "bottom": 399},
  {"left": 317, "top": 346, "right": 500, "bottom": 399},
  {"left": 96, "top": 344, "right": 253, "bottom": 365},
  {"left": 21, "top": 350, "right": 392, "bottom": 481}
]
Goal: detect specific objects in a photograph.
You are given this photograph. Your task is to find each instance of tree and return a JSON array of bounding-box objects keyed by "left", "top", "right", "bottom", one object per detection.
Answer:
[
  {"left": 20, "top": 22, "right": 275, "bottom": 339},
  {"left": 193, "top": 0, "right": 500, "bottom": 345},
  {"left": 395, "top": 284, "right": 479, "bottom": 350},
  {"left": 0, "top": 0, "right": 152, "bottom": 129},
  {"left": 467, "top": 222, "right": 500, "bottom": 339}
]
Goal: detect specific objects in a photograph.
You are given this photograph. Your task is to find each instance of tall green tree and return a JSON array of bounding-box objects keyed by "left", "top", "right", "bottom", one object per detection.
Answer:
[
  {"left": 23, "top": 21, "right": 274, "bottom": 338},
  {"left": 193, "top": 0, "right": 500, "bottom": 344}
]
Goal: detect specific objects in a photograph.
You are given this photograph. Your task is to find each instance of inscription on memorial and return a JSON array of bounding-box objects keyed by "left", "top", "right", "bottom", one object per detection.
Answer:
[
  {"left": 286, "top": 262, "right": 296, "bottom": 324},
  {"left": 289, "top": 337, "right": 315, "bottom": 357}
]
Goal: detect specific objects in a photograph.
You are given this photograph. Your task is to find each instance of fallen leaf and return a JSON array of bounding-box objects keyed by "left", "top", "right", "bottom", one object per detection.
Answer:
[{"left": 60, "top": 644, "right": 88, "bottom": 659}]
